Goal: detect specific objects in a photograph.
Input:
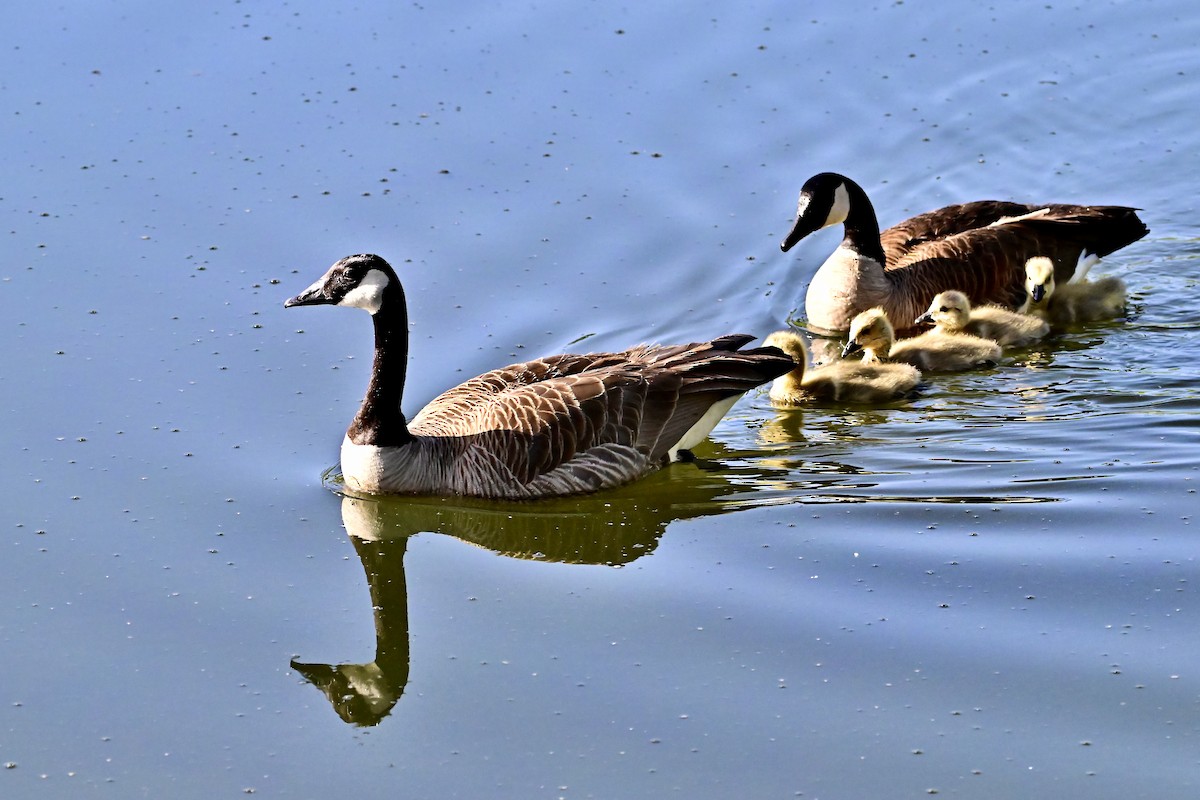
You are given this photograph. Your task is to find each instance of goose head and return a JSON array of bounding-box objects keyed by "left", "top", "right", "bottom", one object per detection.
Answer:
[
  {"left": 285, "top": 254, "right": 413, "bottom": 448},
  {"left": 781, "top": 172, "right": 854, "bottom": 252},
  {"left": 915, "top": 290, "right": 971, "bottom": 331},
  {"left": 284, "top": 253, "right": 402, "bottom": 316},
  {"left": 842, "top": 307, "right": 895, "bottom": 361},
  {"left": 1024, "top": 256, "right": 1056, "bottom": 304}
]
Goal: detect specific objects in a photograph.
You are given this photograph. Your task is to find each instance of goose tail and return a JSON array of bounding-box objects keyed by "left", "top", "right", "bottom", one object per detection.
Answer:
[
  {"left": 664, "top": 334, "right": 796, "bottom": 393},
  {"left": 641, "top": 335, "right": 794, "bottom": 461},
  {"left": 1074, "top": 206, "right": 1149, "bottom": 258},
  {"left": 1029, "top": 205, "right": 1149, "bottom": 258}
]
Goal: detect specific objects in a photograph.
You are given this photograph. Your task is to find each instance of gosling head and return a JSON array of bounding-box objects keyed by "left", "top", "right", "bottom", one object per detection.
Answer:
[
  {"left": 916, "top": 290, "right": 971, "bottom": 331},
  {"left": 1024, "top": 257, "right": 1056, "bottom": 304},
  {"left": 284, "top": 254, "right": 400, "bottom": 316},
  {"left": 762, "top": 330, "right": 811, "bottom": 371},
  {"left": 842, "top": 307, "right": 895, "bottom": 362}
]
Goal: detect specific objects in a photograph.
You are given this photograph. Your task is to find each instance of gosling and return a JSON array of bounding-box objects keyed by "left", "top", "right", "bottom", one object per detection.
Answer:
[
  {"left": 843, "top": 307, "right": 1001, "bottom": 373},
  {"left": 1021, "top": 256, "right": 1127, "bottom": 324},
  {"left": 763, "top": 330, "right": 921, "bottom": 406},
  {"left": 917, "top": 290, "right": 1048, "bottom": 348}
]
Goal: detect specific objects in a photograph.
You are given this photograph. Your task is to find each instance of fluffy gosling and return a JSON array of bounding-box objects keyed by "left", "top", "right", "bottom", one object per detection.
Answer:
[
  {"left": 843, "top": 307, "right": 1001, "bottom": 373},
  {"left": 763, "top": 330, "right": 921, "bottom": 406},
  {"left": 917, "top": 289, "right": 1048, "bottom": 347},
  {"left": 1021, "top": 256, "right": 1127, "bottom": 324}
]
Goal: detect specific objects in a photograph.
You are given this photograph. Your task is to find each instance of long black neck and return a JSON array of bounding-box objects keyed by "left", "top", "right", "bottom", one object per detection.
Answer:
[
  {"left": 838, "top": 177, "right": 886, "bottom": 266},
  {"left": 347, "top": 285, "right": 414, "bottom": 447}
]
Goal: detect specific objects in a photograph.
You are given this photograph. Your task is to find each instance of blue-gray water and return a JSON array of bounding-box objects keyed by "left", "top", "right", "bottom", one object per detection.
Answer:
[{"left": 3, "top": 1, "right": 1198, "bottom": 798}]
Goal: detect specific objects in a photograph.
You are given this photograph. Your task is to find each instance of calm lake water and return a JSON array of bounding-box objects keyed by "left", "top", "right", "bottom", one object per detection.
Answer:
[{"left": 3, "top": 1, "right": 1198, "bottom": 798}]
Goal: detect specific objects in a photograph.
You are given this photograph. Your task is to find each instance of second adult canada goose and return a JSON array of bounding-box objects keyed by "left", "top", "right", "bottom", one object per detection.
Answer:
[
  {"left": 842, "top": 307, "right": 1002, "bottom": 373},
  {"left": 762, "top": 329, "right": 920, "bottom": 405},
  {"left": 1021, "top": 256, "right": 1128, "bottom": 324},
  {"left": 779, "top": 172, "right": 1148, "bottom": 334},
  {"left": 916, "top": 290, "right": 1049, "bottom": 348},
  {"left": 284, "top": 254, "right": 794, "bottom": 499}
]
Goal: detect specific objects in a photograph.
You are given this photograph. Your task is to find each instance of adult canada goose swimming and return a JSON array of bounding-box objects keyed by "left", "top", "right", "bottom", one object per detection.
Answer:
[
  {"left": 1020, "top": 256, "right": 1127, "bottom": 324},
  {"left": 843, "top": 307, "right": 1001, "bottom": 373},
  {"left": 284, "top": 254, "right": 794, "bottom": 499},
  {"left": 916, "top": 290, "right": 1049, "bottom": 348},
  {"left": 762, "top": 329, "right": 920, "bottom": 406},
  {"left": 779, "top": 172, "right": 1148, "bottom": 334}
]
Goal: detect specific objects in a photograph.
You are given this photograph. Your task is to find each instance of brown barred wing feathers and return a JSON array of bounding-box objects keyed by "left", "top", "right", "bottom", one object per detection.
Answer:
[{"left": 880, "top": 200, "right": 1038, "bottom": 262}]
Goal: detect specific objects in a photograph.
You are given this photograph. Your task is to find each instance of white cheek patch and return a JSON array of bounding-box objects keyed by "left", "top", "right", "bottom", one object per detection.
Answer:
[
  {"left": 339, "top": 268, "right": 390, "bottom": 314},
  {"left": 825, "top": 183, "right": 851, "bottom": 226}
]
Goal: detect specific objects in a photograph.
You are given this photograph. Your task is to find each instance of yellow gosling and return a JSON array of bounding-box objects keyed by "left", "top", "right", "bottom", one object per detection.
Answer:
[
  {"left": 843, "top": 307, "right": 1001, "bottom": 373},
  {"left": 1021, "top": 256, "right": 1127, "bottom": 324},
  {"left": 918, "top": 289, "right": 1048, "bottom": 347},
  {"left": 763, "top": 330, "right": 921, "bottom": 406}
]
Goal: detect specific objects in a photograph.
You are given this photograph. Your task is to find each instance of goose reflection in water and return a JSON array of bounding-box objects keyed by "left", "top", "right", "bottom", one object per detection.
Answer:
[{"left": 291, "top": 446, "right": 795, "bottom": 726}]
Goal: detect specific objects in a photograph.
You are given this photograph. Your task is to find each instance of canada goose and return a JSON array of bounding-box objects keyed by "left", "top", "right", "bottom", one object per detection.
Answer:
[
  {"left": 762, "top": 329, "right": 920, "bottom": 405},
  {"left": 1021, "top": 256, "right": 1127, "bottom": 324},
  {"left": 284, "top": 254, "right": 794, "bottom": 499},
  {"left": 843, "top": 307, "right": 1001, "bottom": 373},
  {"left": 780, "top": 172, "right": 1148, "bottom": 333},
  {"left": 916, "top": 290, "right": 1049, "bottom": 348}
]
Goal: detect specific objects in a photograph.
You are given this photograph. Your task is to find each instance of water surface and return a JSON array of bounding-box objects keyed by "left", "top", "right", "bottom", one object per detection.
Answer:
[{"left": 2, "top": 1, "right": 1198, "bottom": 798}]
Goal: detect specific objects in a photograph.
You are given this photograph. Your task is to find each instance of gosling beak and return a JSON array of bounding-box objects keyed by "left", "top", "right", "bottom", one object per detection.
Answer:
[
  {"left": 1030, "top": 284, "right": 1046, "bottom": 303},
  {"left": 840, "top": 340, "right": 863, "bottom": 358},
  {"left": 914, "top": 312, "right": 933, "bottom": 326}
]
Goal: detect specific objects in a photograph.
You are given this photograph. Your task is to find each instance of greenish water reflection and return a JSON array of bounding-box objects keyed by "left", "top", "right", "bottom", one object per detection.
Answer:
[{"left": 291, "top": 452, "right": 797, "bottom": 726}]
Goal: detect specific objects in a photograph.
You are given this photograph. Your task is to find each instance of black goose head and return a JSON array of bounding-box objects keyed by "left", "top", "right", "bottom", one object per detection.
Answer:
[
  {"left": 284, "top": 253, "right": 401, "bottom": 315},
  {"left": 781, "top": 172, "right": 854, "bottom": 252}
]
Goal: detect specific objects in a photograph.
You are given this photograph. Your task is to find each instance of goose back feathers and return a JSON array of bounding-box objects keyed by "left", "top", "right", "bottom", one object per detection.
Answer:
[
  {"left": 780, "top": 172, "right": 1148, "bottom": 334},
  {"left": 285, "top": 254, "right": 793, "bottom": 499}
]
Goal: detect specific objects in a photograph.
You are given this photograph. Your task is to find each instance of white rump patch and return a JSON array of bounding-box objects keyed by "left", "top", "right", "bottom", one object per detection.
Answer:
[
  {"left": 825, "top": 183, "right": 851, "bottom": 227},
  {"left": 339, "top": 268, "right": 391, "bottom": 314},
  {"left": 668, "top": 394, "right": 741, "bottom": 461},
  {"left": 1070, "top": 252, "right": 1100, "bottom": 283}
]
